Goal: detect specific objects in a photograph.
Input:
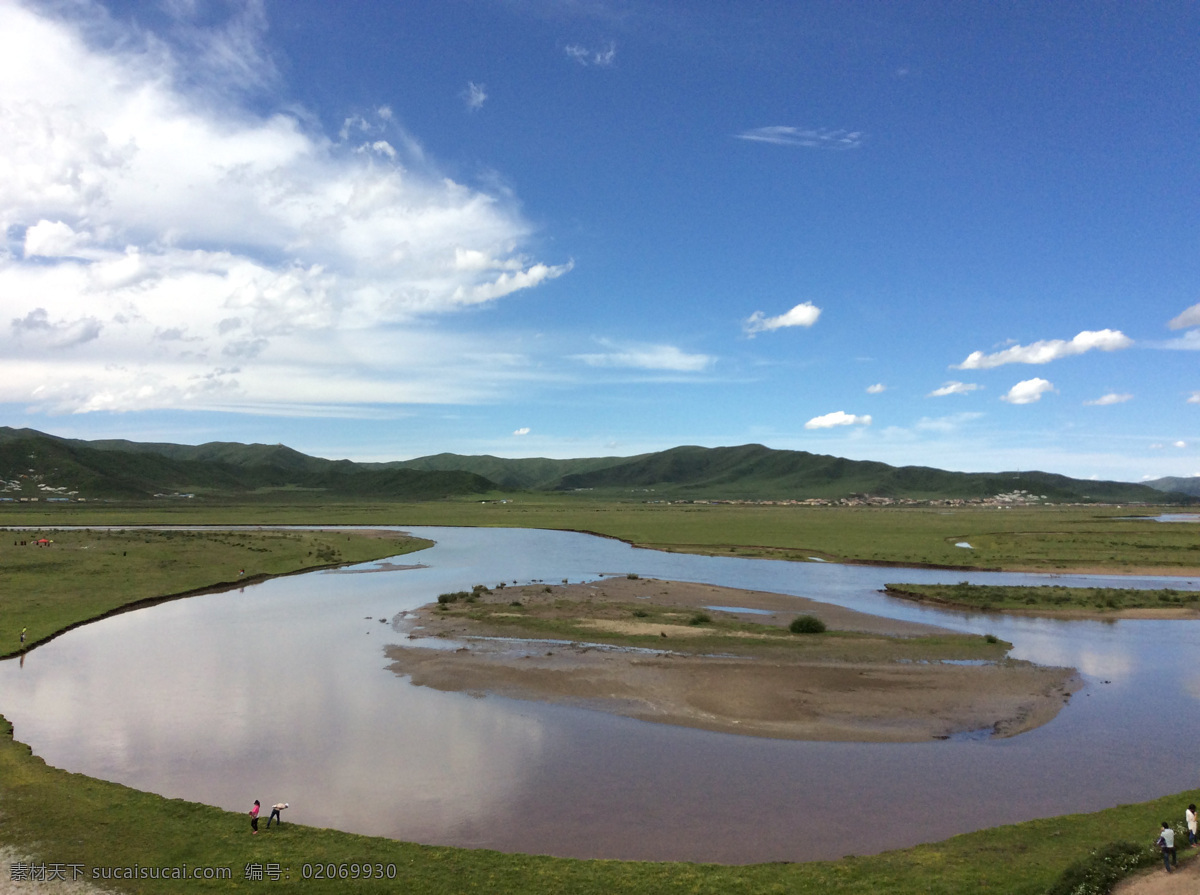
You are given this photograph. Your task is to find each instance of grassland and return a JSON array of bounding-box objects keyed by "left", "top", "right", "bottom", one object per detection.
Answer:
[
  {"left": 885, "top": 582, "right": 1200, "bottom": 614},
  {"left": 0, "top": 527, "right": 431, "bottom": 657},
  {"left": 3, "top": 500, "right": 1196, "bottom": 573}
]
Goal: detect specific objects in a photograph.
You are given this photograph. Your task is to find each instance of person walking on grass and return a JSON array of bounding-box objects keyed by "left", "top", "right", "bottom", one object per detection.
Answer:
[
  {"left": 1157, "top": 821, "right": 1176, "bottom": 871},
  {"left": 1187, "top": 804, "right": 1197, "bottom": 847},
  {"left": 250, "top": 800, "right": 260, "bottom": 834},
  {"left": 267, "top": 803, "right": 288, "bottom": 828}
]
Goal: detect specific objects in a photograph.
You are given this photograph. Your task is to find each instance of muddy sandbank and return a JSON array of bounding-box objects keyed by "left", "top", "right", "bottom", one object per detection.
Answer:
[{"left": 386, "top": 577, "right": 1079, "bottom": 743}]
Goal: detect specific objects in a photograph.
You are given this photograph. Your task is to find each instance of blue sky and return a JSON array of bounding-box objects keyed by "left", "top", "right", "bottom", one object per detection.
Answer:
[{"left": 1, "top": 0, "right": 1197, "bottom": 481}]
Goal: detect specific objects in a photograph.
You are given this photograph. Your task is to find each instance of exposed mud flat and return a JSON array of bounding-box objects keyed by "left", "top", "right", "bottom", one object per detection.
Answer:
[{"left": 387, "top": 577, "right": 1080, "bottom": 742}]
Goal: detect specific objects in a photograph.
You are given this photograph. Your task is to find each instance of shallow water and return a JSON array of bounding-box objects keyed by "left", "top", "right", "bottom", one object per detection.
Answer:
[{"left": 1, "top": 526, "right": 1198, "bottom": 863}]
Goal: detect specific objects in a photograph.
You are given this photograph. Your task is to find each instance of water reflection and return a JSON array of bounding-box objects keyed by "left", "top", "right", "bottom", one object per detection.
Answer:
[{"left": 1, "top": 526, "right": 1198, "bottom": 863}]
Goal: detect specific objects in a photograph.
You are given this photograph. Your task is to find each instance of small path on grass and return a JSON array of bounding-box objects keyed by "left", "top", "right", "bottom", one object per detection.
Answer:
[{"left": 1112, "top": 852, "right": 1200, "bottom": 895}]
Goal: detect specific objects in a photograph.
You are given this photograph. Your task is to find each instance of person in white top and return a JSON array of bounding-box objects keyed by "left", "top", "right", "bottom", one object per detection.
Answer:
[
  {"left": 1157, "top": 821, "right": 1177, "bottom": 872},
  {"left": 1186, "top": 804, "right": 1197, "bottom": 847},
  {"left": 267, "top": 802, "right": 288, "bottom": 828}
]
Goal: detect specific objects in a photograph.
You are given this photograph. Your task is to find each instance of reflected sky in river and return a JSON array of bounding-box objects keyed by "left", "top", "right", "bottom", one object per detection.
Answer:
[{"left": 2, "top": 526, "right": 1198, "bottom": 863}]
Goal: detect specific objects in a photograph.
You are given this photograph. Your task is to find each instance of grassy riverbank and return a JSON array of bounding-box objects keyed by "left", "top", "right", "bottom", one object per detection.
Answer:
[
  {"left": 1, "top": 715, "right": 1195, "bottom": 894},
  {"left": 2, "top": 500, "right": 1196, "bottom": 573},
  {"left": 0, "top": 528, "right": 431, "bottom": 658},
  {"left": 885, "top": 582, "right": 1200, "bottom": 614}
]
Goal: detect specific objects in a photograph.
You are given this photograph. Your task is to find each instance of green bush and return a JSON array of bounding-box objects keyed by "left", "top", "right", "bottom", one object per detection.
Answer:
[
  {"left": 1043, "top": 840, "right": 1155, "bottom": 895},
  {"left": 688, "top": 612, "right": 711, "bottom": 625},
  {"left": 790, "top": 615, "right": 826, "bottom": 634},
  {"left": 437, "top": 591, "right": 469, "bottom": 604}
]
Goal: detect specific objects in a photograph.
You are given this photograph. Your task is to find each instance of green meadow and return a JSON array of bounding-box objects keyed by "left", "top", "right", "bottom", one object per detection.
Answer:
[
  {"left": 3, "top": 499, "right": 1196, "bottom": 571},
  {"left": 885, "top": 582, "right": 1200, "bottom": 613},
  {"left": 1, "top": 504, "right": 1196, "bottom": 893},
  {"left": 0, "top": 528, "right": 430, "bottom": 653}
]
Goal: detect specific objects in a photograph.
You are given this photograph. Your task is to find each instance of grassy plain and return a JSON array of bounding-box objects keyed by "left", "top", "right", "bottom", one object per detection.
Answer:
[
  {"left": 885, "top": 582, "right": 1200, "bottom": 614},
  {"left": 2, "top": 499, "right": 1196, "bottom": 572},
  {"left": 0, "top": 528, "right": 430, "bottom": 657}
]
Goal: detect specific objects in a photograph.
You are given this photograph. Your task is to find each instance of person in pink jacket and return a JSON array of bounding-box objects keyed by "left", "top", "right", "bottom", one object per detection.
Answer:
[{"left": 249, "top": 799, "right": 260, "bottom": 834}]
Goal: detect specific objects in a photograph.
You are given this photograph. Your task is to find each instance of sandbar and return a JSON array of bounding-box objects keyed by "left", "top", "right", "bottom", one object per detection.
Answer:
[{"left": 386, "top": 577, "right": 1079, "bottom": 743}]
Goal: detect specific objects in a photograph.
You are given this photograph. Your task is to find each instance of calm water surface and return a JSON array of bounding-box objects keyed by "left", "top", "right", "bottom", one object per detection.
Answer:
[{"left": 1, "top": 526, "right": 1198, "bottom": 863}]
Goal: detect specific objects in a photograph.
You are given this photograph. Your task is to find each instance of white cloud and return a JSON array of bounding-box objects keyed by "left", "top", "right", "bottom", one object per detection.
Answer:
[
  {"left": 866, "top": 383, "right": 885, "bottom": 394},
  {"left": 912, "top": 412, "right": 985, "bottom": 434},
  {"left": 1189, "top": 392, "right": 1200, "bottom": 404},
  {"left": 573, "top": 341, "right": 713, "bottom": 373},
  {"left": 1169, "top": 303, "right": 1200, "bottom": 330},
  {"left": 735, "top": 127, "right": 863, "bottom": 150},
  {"left": 1164, "top": 330, "right": 1200, "bottom": 350},
  {"left": 23, "top": 220, "right": 88, "bottom": 258},
  {"left": 0, "top": 2, "right": 570, "bottom": 415},
  {"left": 1175, "top": 441, "right": 1188, "bottom": 449},
  {"left": 928, "top": 381, "right": 980, "bottom": 397},
  {"left": 463, "top": 81, "right": 487, "bottom": 111},
  {"left": 1084, "top": 393, "right": 1132, "bottom": 406},
  {"left": 805, "top": 411, "right": 872, "bottom": 430},
  {"left": 564, "top": 42, "right": 616, "bottom": 66},
  {"left": 954, "top": 330, "right": 1132, "bottom": 369},
  {"left": 744, "top": 302, "right": 821, "bottom": 335},
  {"left": 513, "top": 427, "right": 530, "bottom": 436},
  {"left": 1001, "top": 378, "right": 1055, "bottom": 405}
]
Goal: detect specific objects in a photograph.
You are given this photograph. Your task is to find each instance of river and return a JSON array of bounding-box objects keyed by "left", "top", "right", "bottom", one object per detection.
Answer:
[{"left": 1, "top": 526, "right": 1197, "bottom": 863}]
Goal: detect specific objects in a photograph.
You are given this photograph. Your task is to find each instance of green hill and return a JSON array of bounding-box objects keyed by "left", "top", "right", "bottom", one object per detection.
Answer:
[
  {"left": 1145, "top": 476, "right": 1200, "bottom": 498},
  {"left": 550, "top": 443, "right": 1180, "bottom": 503},
  {"left": 0, "top": 428, "right": 496, "bottom": 501},
  {"left": 389, "top": 452, "right": 648, "bottom": 490},
  {"left": 0, "top": 428, "right": 1188, "bottom": 504}
]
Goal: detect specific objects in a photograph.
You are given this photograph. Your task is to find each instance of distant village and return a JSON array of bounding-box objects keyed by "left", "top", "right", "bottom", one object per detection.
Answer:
[
  {"left": 0, "top": 469, "right": 196, "bottom": 502},
  {"left": 0, "top": 472, "right": 79, "bottom": 502},
  {"left": 642, "top": 489, "right": 1142, "bottom": 508}
]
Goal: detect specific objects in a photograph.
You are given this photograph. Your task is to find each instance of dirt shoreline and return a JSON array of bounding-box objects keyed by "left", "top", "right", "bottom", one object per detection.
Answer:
[{"left": 386, "top": 577, "right": 1080, "bottom": 743}]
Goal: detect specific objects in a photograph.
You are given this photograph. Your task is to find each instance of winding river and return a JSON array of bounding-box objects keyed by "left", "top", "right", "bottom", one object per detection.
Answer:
[{"left": 1, "top": 526, "right": 1198, "bottom": 863}]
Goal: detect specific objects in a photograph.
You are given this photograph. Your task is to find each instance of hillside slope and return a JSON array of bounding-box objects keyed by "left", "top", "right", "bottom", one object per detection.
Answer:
[
  {"left": 0, "top": 428, "right": 496, "bottom": 501},
  {"left": 1145, "top": 476, "right": 1200, "bottom": 498},
  {"left": 553, "top": 443, "right": 1180, "bottom": 503},
  {"left": 0, "top": 429, "right": 1187, "bottom": 504}
]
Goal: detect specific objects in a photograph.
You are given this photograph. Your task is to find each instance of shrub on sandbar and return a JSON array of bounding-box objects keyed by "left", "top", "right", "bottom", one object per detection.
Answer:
[{"left": 789, "top": 615, "right": 826, "bottom": 634}]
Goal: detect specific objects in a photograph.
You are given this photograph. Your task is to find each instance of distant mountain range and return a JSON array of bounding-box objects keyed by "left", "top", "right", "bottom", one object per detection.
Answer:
[
  {"left": 0, "top": 427, "right": 1191, "bottom": 504},
  {"left": 1142, "top": 476, "right": 1200, "bottom": 498},
  {"left": 395, "top": 443, "right": 1193, "bottom": 504}
]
